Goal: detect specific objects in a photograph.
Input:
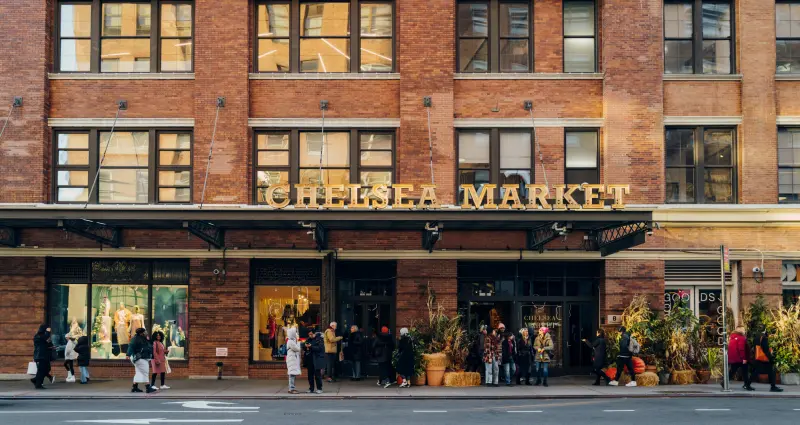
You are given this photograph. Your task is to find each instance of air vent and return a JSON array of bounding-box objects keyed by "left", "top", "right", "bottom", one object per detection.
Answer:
[{"left": 665, "top": 260, "right": 732, "bottom": 283}]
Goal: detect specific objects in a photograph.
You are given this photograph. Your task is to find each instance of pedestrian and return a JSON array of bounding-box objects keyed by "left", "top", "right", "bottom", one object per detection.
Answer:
[
  {"left": 373, "top": 326, "right": 394, "bottom": 388},
  {"left": 501, "top": 332, "right": 517, "bottom": 386},
  {"left": 609, "top": 326, "right": 637, "bottom": 387},
  {"left": 724, "top": 326, "right": 753, "bottom": 391},
  {"left": 496, "top": 323, "right": 507, "bottom": 381},
  {"left": 324, "top": 322, "right": 343, "bottom": 382},
  {"left": 516, "top": 328, "right": 533, "bottom": 385},
  {"left": 468, "top": 325, "right": 487, "bottom": 373},
  {"left": 74, "top": 335, "right": 91, "bottom": 384},
  {"left": 310, "top": 331, "right": 326, "bottom": 393},
  {"left": 32, "top": 324, "right": 52, "bottom": 389},
  {"left": 755, "top": 327, "right": 784, "bottom": 392},
  {"left": 583, "top": 328, "right": 611, "bottom": 386},
  {"left": 285, "top": 327, "right": 301, "bottom": 394},
  {"left": 483, "top": 328, "right": 500, "bottom": 387},
  {"left": 533, "top": 326, "right": 554, "bottom": 387},
  {"left": 126, "top": 328, "right": 156, "bottom": 394},
  {"left": 396, "top": 328, "right": 415, "bottom": 388},
  {"left": 150, "top": 331, "right": 169, "bottom": 390},
  {"left": 348, "top": 325, "right": 363, "bottom": 381},
  {"left": 64, "top": 333, "right": 78, "bottom": 383},
  {"left": 304, "top": 330, "right": 323, "bottom": 393}
]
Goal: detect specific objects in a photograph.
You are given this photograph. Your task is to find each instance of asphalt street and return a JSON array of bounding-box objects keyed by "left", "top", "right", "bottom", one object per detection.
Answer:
[{"left": 0, "top": 398, "right": 799, "bottom": 425}]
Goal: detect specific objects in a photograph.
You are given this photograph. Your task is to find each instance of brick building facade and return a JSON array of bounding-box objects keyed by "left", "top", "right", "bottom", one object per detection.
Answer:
[{"left": 1, "top": 0, "right": 799, "bottom": 380}]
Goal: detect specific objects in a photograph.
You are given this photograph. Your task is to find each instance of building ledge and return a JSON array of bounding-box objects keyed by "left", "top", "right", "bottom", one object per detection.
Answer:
[
  {"left": 454, "top": 117, "right": 604, "bottom": 128},
  {"left": 248, "top": 117, "right": 400, "bottom": 128},
  {"left": 663, "top": 116, "right": 743, "bottom": 126},
  {"left": 777, "top": 116, "right": 800, "bottom": 126},
  {"left": 48, "top": 118, "right": 195, "bottom": 128},
  {"left": 249, "top": 73, "right": 400, "bottom": 80},
  {"left": 49, "top": 73, "right": 195, "bottom": 80},
  {"left": 776, "top": 74, "right": 800, "bottom": 81},
  {"left": 454, "top": 73, "right": 604, "bottom": 80},
  {"left": 663, "top": 74, "right": 743, "bottom": 81}
]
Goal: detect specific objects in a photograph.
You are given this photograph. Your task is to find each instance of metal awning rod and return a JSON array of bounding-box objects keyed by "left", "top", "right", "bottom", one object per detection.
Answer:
[{"left": 85, "top": 103, "right": 124, "bottom": 209}]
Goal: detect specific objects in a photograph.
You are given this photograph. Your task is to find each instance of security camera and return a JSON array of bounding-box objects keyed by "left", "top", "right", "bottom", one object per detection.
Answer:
[
  {"left": 213, "top": 269, "right": 221, "bottom": 275},
  {"left": 752, "top": 266, "right": 762, "bottom": 274}
]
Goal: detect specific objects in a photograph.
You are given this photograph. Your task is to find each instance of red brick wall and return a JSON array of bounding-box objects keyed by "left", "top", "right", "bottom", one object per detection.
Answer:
[
  {"left": 251, "top": 80, "right": 400, "bottom": 118},
  {"left": 740, "top": 260, "right": 783, "bottom": 309},
  {"left": 0, "top": 258, "right": 46, "bottom": 374},
  {"left": 601, "top": 259, "right": 665, "bottom": 322},
  {"left": 395, "top": 259, "right": 457, "bottom": 333},
  {"left": 663, "top": 81, "right": 742, "bottom": 116},
  {"left": 50, "top": 80, "right": 195, "bottom": 118},
  {"left": 776, "top": 82, "right": 800, "bottom": 116},
  {"left": 454, "top": 80, "right": 603, "bottom": 118},
  {"left": 534, "top": 0, "right": 563, "bottom": 72}
]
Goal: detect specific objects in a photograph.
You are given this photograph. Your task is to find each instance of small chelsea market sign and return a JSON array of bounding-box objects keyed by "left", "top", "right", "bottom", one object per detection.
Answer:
[{"left": 261, "top": 183, "right": 631, "bottom": 210}]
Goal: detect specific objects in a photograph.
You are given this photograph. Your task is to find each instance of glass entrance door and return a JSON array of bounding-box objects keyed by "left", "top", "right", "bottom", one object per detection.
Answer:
[
  {"left": 353, "top": 301, "right": 392, "bottom": 377},
  {"left": 565, "top": 302, "right": 596, "bottom": 372}
]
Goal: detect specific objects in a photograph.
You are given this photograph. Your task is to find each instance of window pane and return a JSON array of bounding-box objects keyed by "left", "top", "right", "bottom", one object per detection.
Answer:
[
  {"left": 300, "top": 38, "right": 351, "bottom": 72},
  {"left": 500, "top": 3, "right": 529, "bottom": 37},
  {"left": 159, "top": 187, "right": 191, "bottom": 203},
  {"left": 90, "top": 285, "right": 149, "bottom": 359},
  {"left": 702, "top": 40, "right": 731, "bottom": 74},
  {"left": 256, "top": 171, "right": 290, "bottom": 203},
  {"left": 360, "top": 38, "right": 392, "bottom": 72},
  {"left": 301, "top": 3, "right": 350, "bottom": 36},
  {"left": 101, "top": 132, "right": 149, "bottom": 166},
  {"left": 779, "top": 149, "right": 800, "bottom": 166},
  {"left": 159, "top": 133, "right": 191, "bottom": 150},
  {"left": 258, "top": 4, "right": 290, "bottom": 37},
  {"left": 257, "top": 133, "right": 290, "bottom": 150},
  {"left": 360, "top": 150, "right": 392, "bottom": 166},
  {"left": 101, "top": 39, "right": 151, "bottom": 72},
  {"left": 58, "top": 170, "right": 89, "bottom": 186},
  {"left": 564, "top": 1, "right": 595, "bottom": 37},
  {"left": 257, "top": 151, "right": 290, "bottom": 166},
  {"left": 152, "top": 286, "right": 188, "bottom": 359},
  {"left": 777, "top": 3, "right": 791, "bottom": 38},
  {"left": 258, "top": 39, "right": 290, "bottom": 72},
  {"left": 102, "top": 3, "right": 151, "bottom": 36},
  {"left": 58, "top": 133, "right": 89, "bottom": 149},
  {"left": 48, "top": 284, "right": 88, "bottom": 358},
  {"left": 360, "top": 3, "right": 393, "bottom": 36},
  {"left": 666, "top": 168, "right": 695, "bottom": 203},
  {"left": 666, "top": 129, "right": 695, "bottom": 166},
  {"left": 565, "top": 131, "right": 598, "bottom": 168},
  {"left": 564, "top": 38, "right": 595, "bottom": 72},
  {"left": 458, "top": 3, "right": 488, "bottom": 37},
  {"left": 499, "top": 39, "right": 529, "bottom": 72},
  {"left": 500, "top": 170, "right": 531, "bottom": 198},
  {"left": 703, "top": 129, "right": 733, "bottom": 166},
  {"left": 158, "top": 150, "right": 191, "bottom": 166},
  {"left": 158, "top": 170, "right": 191, "bottom": 186},
  {"left": 99, "top": 169, "right": 149, "bottom": 203},
  {"left": 253, "top": 285, "right": 321, "bottom": 361},
  {"left": 160, "top": 4, "right": 192, "bottom": 37},
  {"left": 360, "top": 170, "right": 392, "bottom": 186},
  {"left": 299, "top": 169, "right": 350, "bottom": 198},
  {"left": 360, "top": 133, "right": 392, "bottom": 150},
  {"left": 58, "top": 187, "right": 89, "bottom": 202},
  {"left": 57, "top": 150, "right": 90, "bottom": 166},
  {"left": 459, "top": 38, "right": 489, "bottom": 72},
  {"left": 299, "top": 132, "right": 350, "bottom": 167},
  {"left": 665, "top": 40, "right": 693, "bottom": 74},
  {"left": 664, "top": 288, "right": 693, "bottom": 315},
  {"left": 702, "top": 3, "right": 731, "bottom": 38},
  {"left": 61, "top": 4, "right": 93, "bottom": 37},
  {"left": 161, "top": 39, "right": 193, "bottom": 71},
  {"left": 777, "top": 40, "right": 800, "bottom": 74},
  {"left": 459, "top": 131, "right": 490, "bottom": 168},
  {"left": 664, "top": 3, "right": 693, "bottom": 38},
  {"left": 500, "top": 132, "right": 531, "bottom": 169},
  {"left": 704, "top": 168, "right": 733, "bottom": 203},
  {"left": 60, "top": 39, "right": 92, "bottom": 72},
  {"left": 565, "top": 168, "right": 599, "bottom": 185},
  {"left": 779, "top": 168, "right": 793, "bottom": 185},
  {"left": 458, "top": 169, "right": 491, "bottom": 199}
]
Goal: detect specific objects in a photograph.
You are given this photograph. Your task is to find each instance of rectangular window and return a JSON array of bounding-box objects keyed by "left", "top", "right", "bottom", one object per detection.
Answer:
[
  {"left": 457, "top": 1, "right": 532, "bottom": 73},
  {"left": 664, "top": 0, "right": 733, "bottom": 75},
  {"left": 256, "top": 0, "right": 394, "bottom": 73},
  {"left": 665, "top": 287, "right": 723, "bottom": 346},
  {"left": 783, "top": 261, "right": 800, "bottom": 307},
  {"left": 47, "top": 259, "right": 189, "bottom": 360},
  {"left": 777, "top": 2, "right": 800, "bottom": 74},
  {"left": 457, "top": 129, "right": 534, "bottom": 201},
  {"left": 254, "top": 129, "right": 395, "bottom": 204},
  {"left": 779, "top": 128, "right": 800, "bottom": 203},
  {"left": 56, "top": 1, "right": 193, "bottom": 73},
  {"left": 54, "top": 129, "right": 193, "bottom": 204},
  {"left": 665, "top": 127, "right": 735, "bottom": 204},
  {"left": 563, "top": 1, "right": 596, "bottom": 73},
  {"left": 565, "top": 130, "right": 599, "bottom": 204}
]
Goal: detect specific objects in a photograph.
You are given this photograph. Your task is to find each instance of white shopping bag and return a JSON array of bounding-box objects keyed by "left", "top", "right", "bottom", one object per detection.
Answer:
[{"left": 26, "top": 362, "right": 37, "bottom": 375}]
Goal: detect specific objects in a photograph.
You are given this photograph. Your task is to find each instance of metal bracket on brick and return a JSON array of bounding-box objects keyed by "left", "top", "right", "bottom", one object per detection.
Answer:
[
  {"left": 422, "top": 222, "right": 441, "bottom": 253},
  {"left": 61, "top": 219, "right": 121, "bottom": 248},
  {"left": 0, "top": 226, "right": 18, "bottom": 247},
  {"left": 186, "top": 221, "right": 226, "bottom": 249},
  {"left": 595, "top": 221, "right": 651, "bottom": 257},
  {"left": 527, "top": 222, "right": 560, "bottom": 253}
]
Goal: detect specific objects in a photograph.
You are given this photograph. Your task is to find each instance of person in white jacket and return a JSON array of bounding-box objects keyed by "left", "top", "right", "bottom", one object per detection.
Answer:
[
  {"left": 64, "top": 334, "right": 79, "bottom": 383},
  {"left": 285, "top": 327, "right": 302, "bottom": 394}
]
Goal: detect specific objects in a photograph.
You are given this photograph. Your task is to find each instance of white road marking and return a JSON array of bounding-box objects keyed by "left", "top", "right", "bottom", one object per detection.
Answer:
[
  {"left": 0, "top": 412, "right": 256, "bottom": 415},
  {"left": 603, "top": 410, "right": 635, "bottom": 412},
  {"left": 695, "top": 409, "right": 731, "bottom": 411},
  {"left": 507, "top": 410, "right": 543, "bottom": 413},
  {"left": 163, "top": 401, "right": 259, "bottom": 410},
  {"left": 413, "top": 410, "right": 447, "bottom": 413},
  {"left": 66, "top": 420, "right": 243, "bottom": 424},
  {"left": 318, "top": 410, "right": 352, "bottom": 413}
]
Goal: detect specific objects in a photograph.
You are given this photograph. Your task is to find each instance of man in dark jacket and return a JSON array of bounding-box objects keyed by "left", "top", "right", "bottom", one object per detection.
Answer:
[
  {"left": 308, "top": 331, "right": 326, "bottom": 393},
  {"left": 757, "top": 329, "right": 784, "bottom": 392},
  {"left": 583, "top": 328, "right": 610, "bottom": 386},
  {"left": 32, "top": 324, "right": 52, "bottom": 389},
  {"left": 74, "top": 335, "right": 91, "bottom": 384},
  {"left": 373, "top": 326, "right": 394, "bottom": 388},
  {"left": 348, "top": 325, "right": 363, "bottom": 381},
  {"left": 501, "top": 333, "right": 517, "bottom": 386},
  {"left": 609, "top": 326, "right": 636, "bottom": 387},
  {"left": 303, "top": 330, "right": 323, "bottom": 393}
]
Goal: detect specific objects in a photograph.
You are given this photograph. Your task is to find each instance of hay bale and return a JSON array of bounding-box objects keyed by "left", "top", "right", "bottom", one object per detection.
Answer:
[
  {"left": 443, "top": 371, "right": 482, "bottom": 387},
  {"left": 636, "top": 371, "right": 659, "bottom": 387},
  {"left": 670, "top": 369, "right": 696, "bottom": 385},
  {"left": 604, "top": 368, "right": 631, "bottom": 385},
  {"left": 423, "top": 353, "right": 449, "bottom": 369}
]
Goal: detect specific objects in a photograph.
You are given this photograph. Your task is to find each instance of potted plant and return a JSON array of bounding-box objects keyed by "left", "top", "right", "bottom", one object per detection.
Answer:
[
  {"left": 665, "top": 298, "right": 699, "bottom": 385},
  {"left": 769, "top": 304, "right": 800, "bottom": 385},
  {"left": 417, "top": 284, "right": 468, "bottom": 386}
]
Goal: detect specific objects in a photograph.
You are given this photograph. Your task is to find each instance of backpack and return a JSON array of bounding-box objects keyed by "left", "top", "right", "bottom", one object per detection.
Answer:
[{"left": 628, "top": 335, "right": 641, "bottom": 354}]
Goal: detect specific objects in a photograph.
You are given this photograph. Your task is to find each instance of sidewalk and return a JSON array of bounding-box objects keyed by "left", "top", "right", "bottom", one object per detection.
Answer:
[{"left": 3, "top": 376, "right": 799, "bottom": 400}]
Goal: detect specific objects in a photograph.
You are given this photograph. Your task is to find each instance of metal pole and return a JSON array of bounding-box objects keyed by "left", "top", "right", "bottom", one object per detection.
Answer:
[{"left": 721, "top": 244, "right": 731, "bottom": 392}]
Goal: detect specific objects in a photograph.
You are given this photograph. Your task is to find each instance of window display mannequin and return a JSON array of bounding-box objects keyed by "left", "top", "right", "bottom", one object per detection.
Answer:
[
  {"left": 98, "top": 296, "right": 113, "bottom": 359},
  {"left": 114, "top": 302, "right": 132, "bottom": 348},
  {"left": 68, "top": 317, "right": 81, "bottom": 338},
  {"left": 130, "top": 305, "right": 145, "bottom": 339}
]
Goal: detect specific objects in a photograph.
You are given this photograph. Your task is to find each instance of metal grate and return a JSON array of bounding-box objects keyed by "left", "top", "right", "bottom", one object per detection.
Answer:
[
  {"left": 665, "top": 260, "right": 732, "bottom": 282},
  {"left": 152, "top": 261, "right": 190, "bottom": 283},
  {"left": 48, "top": 259, "right": 90, "bottom": 283}
]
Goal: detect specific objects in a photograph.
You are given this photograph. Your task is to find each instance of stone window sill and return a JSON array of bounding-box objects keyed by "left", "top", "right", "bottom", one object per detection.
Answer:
[
  {"left": 49, "top": 73, "right": 195, "bottom": 80},
  {"left": 776, "top": 74, "right": 800, "bottom": 81},
  {"left": 454, "top": 73, "right": 604, "bottom": 80},
  {"left": 662, "top": 74, "right": 742, "bottom": 81},
  {"left": 249, "top": 73, "right": 400, "bottom": 80}
]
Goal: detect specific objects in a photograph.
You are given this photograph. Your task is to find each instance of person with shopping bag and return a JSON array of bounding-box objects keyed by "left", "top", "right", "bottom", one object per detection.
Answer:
[
  {"left": 31, "top": 324, "right": 53, "bottom": 389},
  {"left": 127, "top": 328, "right": 157, "bottom": 394}
]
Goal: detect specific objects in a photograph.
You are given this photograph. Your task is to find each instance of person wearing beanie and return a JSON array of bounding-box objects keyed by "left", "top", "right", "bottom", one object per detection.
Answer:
[
  {"left": 396, "top": 328, "right": 415, "bottom": 388},
  {"left": 373, "top": 326, "right": 394, "bottom": 388},
  {"left": 533, "top": 327, "right": 554, "bottom": 387}
]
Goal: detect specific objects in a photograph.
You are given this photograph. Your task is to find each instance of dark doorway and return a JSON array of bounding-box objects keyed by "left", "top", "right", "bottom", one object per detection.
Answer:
[{"left": 566, "top": 302, "right": 596, "bottom": 373}]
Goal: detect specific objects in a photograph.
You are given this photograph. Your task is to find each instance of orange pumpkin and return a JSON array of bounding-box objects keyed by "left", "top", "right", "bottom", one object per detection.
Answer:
[
  {"left": 632, "top": 357, "right": 646, "bottom": 374},
  {"left": 605, "top": 367, "right": 617, "bottom": 377}
]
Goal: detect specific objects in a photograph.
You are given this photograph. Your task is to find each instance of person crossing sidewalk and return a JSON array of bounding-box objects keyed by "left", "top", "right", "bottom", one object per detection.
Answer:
[{"left": 609, "top": 326, "right": 637, "bottom": 387}]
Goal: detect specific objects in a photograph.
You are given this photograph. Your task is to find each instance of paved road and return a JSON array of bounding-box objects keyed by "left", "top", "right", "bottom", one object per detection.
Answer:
[{"left": 1, "top": 398, "right": 799, "bottom": 424}]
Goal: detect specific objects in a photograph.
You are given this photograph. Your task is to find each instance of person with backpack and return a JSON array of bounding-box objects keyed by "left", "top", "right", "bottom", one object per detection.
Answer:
[
  {"left": 609, "top": 326, "right": 638, "bottom": 387},
  {"left": 396, "top": 328, "right": 415, "bottom": 388},
  {"left": 74, "top": 335, "right": 91, "bottom": 384},
  {"left": 533, "top": 327, "right": 554, "bottom": 387},
  {"left": 583, "top": 328, "right": 611, "bottom": 386},
  {"left": 755, "top": 328, "right": 784, "bottom": 392},
  {"left": 126, "top": 328, "right": 157, "bottom": 394}
]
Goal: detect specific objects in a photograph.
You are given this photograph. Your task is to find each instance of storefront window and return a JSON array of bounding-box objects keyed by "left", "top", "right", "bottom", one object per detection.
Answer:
[
  {"left": 664, "top": 287, "right": 692, "bottom": 315},
  {"left": 784, "top": 289, "right": 800, "bottom": 307},
  {"left": 152, "top": 286, "right": 188, "bottom": 359},
  {"left": 253, "top": 285, "right": 321, "bottom": 362},
  {"left": 48, "top": 284, "right": 88, "bottom": 349},
  {"left": 665, "top": 287, "right": 723, "bottom": 346},
  {"left": 90, "top": 285, "right": 148, "bottom": 359},
  {"left": 465, "top": 301, "right": 512, "bottom": 331}
]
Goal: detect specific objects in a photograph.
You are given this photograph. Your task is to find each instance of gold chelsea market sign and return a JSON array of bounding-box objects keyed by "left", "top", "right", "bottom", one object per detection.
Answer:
[{"left": 261, "top": 183, "right": 630, "bottom": 210}]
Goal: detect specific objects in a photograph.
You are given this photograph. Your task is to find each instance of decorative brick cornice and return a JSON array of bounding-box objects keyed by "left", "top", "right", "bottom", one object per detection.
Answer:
[
  {"left": 248, "top": 118, "right": 400, "bottom": 128},
  {"left": 453, "top": 118, "right": 604, "bottom": 128},
  {"left": 48, "top": 118, "right": 195, "bottom": 128},
  {"left": 49, "top": 73, "right": 195, "bottom": 80}
]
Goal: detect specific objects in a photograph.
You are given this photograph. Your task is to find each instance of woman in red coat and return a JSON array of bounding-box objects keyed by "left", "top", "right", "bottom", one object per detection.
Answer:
[
  {"left": 726, "top": 327, "right": 753, "bottom": 391},
  {"left": 150, "top": 331, "right": 169, "bottom": 390}
]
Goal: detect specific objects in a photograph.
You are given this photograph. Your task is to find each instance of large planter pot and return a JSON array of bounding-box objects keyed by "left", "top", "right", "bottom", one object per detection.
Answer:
[
  {"left": 412, "top": 373, "right": 427, "bottom": 386},
  {"left": 696, "top": 370, "right": 711, "bottom": 384},
  {"left": 781, "top": 373, "right": 800, "bottom": 385},
  {"left": 645, "top": 365, "right": 658, "bottom": 374},
  {"left": 658, "top": 371, "right": 671, "bottom": 385},
  {"left": 423, "top": 353, "right": 448, "bottom": 387}
]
